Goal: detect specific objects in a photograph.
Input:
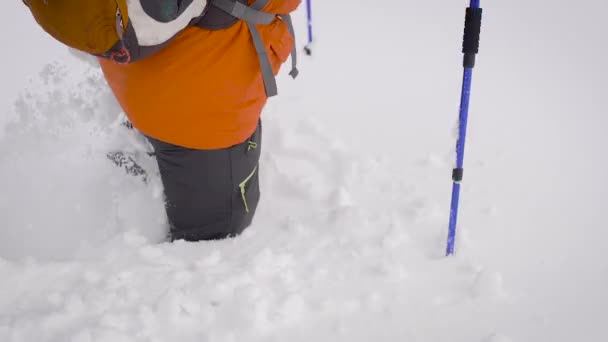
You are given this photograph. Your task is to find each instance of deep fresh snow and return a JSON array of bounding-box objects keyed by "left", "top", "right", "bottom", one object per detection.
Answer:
[{"left": 1, "top": 1, "right": 608, "bottom": 341}]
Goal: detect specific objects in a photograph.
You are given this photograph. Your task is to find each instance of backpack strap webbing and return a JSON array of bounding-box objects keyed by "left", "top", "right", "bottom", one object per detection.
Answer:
[
  {"left": 212, "top": 0, "right": 276, "bottom": 25},
  {"left": 247, "top": 19, "right": 278, "bottom": 96},
  {"left": 210, "top": 0, "right": 299, "bottom": 97},
  {"left": 279, "top": 14, "right": 299, "bottom": 79}
]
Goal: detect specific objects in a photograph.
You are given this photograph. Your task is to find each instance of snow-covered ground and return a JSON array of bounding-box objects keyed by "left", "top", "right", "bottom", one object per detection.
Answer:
[{"left": 1, "top": 1, "right": 607, "bottom": 341}]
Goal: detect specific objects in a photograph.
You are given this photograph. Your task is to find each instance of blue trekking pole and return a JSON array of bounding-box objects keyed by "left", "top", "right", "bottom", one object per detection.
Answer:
[
  {"left": 304, "top": 0, "right": 313, "bottom": 55},
  {"left": 446, "top": 0, "right": 483, "bottom": 256}
]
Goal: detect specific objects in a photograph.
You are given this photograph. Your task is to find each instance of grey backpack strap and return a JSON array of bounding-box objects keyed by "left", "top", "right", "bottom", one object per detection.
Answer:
[
  {"left": 211, "top": 0, "right": 276, "bottom": 96},
  {"left": 248, "top": 0, "right": 279, "bottom": 96},
  {"left": 211, "top": 0, "right": 297, "bottom": 97},
  {"left": 247, "top": 21, "right": 278, "bottom": 96},
  {"left": 250, "top": 0, "right": 270, "bottom": 10},
  {"left": 279, "top": 14, "right": 299, "bottom": 79},
  {"left": 252, "top": 0, "right": 298, "bottom": 79},
  {"left": 211, "top": 0, "right": 275, "bottom": 25}
]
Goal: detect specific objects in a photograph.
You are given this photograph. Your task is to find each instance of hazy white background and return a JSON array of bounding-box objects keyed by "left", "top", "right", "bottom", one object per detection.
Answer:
[{"left": 0, "top": 1, "right": 607, "bottom": 341}]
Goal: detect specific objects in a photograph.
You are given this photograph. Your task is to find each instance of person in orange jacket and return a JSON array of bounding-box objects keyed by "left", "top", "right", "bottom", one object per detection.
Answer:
[{"left": 24, "top": 0, "right": 301, "bottom": 241}]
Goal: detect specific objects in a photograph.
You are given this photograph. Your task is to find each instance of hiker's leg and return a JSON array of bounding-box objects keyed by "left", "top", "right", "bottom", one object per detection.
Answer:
[
  {"left": 146, "top": 122, "right": 262, "bottom": 241},
  {"left": 229, "top": 121, "right": 262, "bottom": 236}
]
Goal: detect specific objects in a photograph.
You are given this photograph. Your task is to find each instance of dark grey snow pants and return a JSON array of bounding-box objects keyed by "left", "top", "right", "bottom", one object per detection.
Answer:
[{"left": 146, "top": 122, "right": 261, "bottom": 241}]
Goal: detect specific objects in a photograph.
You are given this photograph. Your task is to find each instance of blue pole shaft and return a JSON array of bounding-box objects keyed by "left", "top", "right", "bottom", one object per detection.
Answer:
[
  {"left": 446, "top": 0, "right": 481, "bottom": 256},
  {"left": 446, "top": 69, "right": 473, "bottom": 256},
  {"left": 306, "top": 0, "right": 313, "bottom": 45}
]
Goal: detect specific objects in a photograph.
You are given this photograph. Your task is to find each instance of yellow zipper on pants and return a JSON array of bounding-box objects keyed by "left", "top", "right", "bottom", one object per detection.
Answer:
[{"left": 239, "top": 165, "right": 258, "bottom": 213}]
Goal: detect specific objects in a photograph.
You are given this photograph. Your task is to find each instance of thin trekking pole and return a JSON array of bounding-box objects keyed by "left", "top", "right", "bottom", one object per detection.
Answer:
[
  {"left": 446, "top": 0, "right": 483, "bottom": 256},
  {"left": 304, "top": 0, "right": 313, "bottom": 55}
]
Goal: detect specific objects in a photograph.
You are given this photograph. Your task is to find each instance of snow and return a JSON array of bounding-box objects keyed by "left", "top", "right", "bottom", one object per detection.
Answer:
[{"left": 1, "top": 0, "right": 608, "bottom": 341}]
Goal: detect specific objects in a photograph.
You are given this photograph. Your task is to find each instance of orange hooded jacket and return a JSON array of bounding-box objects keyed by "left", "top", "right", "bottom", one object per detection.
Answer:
[{"left": 99, "top": 0, "right": 301, "bottom": 150}]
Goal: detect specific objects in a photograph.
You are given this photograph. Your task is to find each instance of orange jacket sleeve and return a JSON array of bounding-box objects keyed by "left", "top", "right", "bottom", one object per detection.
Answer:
[{"left": 262, "top": 0, "right": 302, "bottom": 15}]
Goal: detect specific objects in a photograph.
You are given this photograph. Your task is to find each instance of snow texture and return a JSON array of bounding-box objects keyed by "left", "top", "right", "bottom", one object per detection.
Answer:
[{"left": 1, "top": 1, "right": 608, "bottom": 341}]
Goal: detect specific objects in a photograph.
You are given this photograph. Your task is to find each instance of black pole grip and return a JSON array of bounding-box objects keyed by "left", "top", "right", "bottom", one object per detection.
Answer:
[{"left": 463, "top": 7, "right": 483, "bottom": 68}]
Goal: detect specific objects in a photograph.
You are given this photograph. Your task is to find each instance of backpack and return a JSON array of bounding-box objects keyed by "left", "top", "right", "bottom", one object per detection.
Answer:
[{"left": 24, "top": 0, "right": 298, "bottom": 97}]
